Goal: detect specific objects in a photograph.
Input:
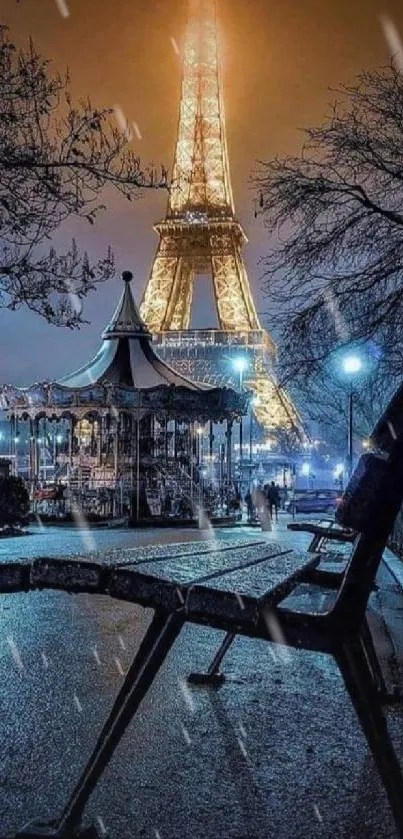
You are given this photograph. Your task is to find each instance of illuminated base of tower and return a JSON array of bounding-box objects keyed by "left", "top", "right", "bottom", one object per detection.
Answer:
[{"left": 153, "top": 329, "right": 306, "bottom": 445}]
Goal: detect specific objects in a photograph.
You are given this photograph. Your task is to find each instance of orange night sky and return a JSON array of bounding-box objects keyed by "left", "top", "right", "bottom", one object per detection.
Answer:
[{"left": 1, "top": 0, "right": 402, "bottom": 383}]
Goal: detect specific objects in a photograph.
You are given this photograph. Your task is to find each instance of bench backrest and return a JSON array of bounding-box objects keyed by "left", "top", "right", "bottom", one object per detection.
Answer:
[{"left": 333, "top": 389, "right": 403, "bottom": 627}]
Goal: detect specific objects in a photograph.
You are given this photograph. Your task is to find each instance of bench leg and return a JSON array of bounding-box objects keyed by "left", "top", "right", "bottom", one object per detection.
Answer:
[
  {"left": 15, "top": 610, "right": 184, "bottom": 839},
  {"left": 188, "top": 631, "right": 236, "bottom": 686},
  {"left": 361, "top": 617, "right": 402, "bottom": 704},
  {"left": 335, "top": 634, "right": 403, "bottom": 837},
  {"left": 360, "top": 618, "right": 388, "bottom": 698},
  {"left": 308, "top": 534, "right": 322, "bottom": 552}
]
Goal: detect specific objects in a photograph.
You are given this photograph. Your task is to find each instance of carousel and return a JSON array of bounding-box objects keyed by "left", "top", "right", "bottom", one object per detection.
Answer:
[{"left": 0, "top": 273, "right": 248, "bottom": 524}]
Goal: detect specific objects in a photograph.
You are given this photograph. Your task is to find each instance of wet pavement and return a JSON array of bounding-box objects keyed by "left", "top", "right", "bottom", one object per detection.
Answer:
[{"left": 1, "top": 515, "right": 403, "bottom": 838}]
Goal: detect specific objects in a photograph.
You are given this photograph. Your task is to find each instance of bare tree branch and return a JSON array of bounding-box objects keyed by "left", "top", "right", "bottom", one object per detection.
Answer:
[
  {"left": 0, "top": 26, "right": 164, "bottom": 327},
  {"left": 256, "top": 64, "right": 403, "bottom": 406}
]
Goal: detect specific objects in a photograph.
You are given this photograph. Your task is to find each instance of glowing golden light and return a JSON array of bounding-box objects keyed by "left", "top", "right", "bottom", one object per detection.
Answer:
[
  {"left": 140, "top": 0, "right": 306, "bottom": 442},
  {"left": 140, "top": 0, "right": 260, "bottom": 335}
]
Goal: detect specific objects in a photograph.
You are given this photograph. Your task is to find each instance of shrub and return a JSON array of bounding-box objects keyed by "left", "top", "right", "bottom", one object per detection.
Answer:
[{"left": 0, "top": 475, "right": 30, "bottom": 527}]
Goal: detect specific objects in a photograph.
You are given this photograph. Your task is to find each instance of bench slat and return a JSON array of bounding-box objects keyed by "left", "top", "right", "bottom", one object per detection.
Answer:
[
  {"left": 121, "top": 542, "right": 291, "bottom": 586},
  {"left": 184, "top": 550, "right": 319, "bottom": 623},
  {"left": 85, "top": 537, "right": 267, "bottom": 567}
]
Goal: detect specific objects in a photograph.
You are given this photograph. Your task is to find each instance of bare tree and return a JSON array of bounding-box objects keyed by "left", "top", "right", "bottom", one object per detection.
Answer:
[
  {"left": 256, "top": 64, "right": 403, "bottom": 395},
  {"left": 0, "top": 26, "right": 163, "bottom": 327}
]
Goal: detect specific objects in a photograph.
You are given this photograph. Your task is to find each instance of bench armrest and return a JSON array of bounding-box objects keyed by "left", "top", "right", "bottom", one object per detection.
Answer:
[
  {"left": 287, "top": 520, "right": 355, "bottom": 543},
  {"left": 305, "top": 565, "right": 345, "bottom": 589}
]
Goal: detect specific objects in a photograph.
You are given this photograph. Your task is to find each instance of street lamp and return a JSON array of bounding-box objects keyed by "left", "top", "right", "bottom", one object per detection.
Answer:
[
  {"left": 233, "top": 358, "right": 248, "bottom": 480},
  {"left": 342, "top": 353, "right": 363, "bottom": 479},
  {"left": 342, "top": 356, "right": 362, "bottom": 375},
  {"left": 196, "top": 425, "right": 204, "bottom": 468},
  {"left": 233, "top": 357, "right": 248, "bottom": 391},
  {"left": 249, "top": 396, "right": 260, "bottom": 462}
]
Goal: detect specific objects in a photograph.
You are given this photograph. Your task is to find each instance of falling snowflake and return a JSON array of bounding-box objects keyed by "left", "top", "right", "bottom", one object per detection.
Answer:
[
  {"left": 73, "top": 692, "right": 83, "bottom": 713},
  {"left": 179, "top": 679, "right": 196, "bottom": 713},
  {"left": 387, "top": 420, "right": 397, "bottom": 441},
  {"left": 175, "top": 586, "right": 185, "bottom": 605},
  {"left": 55, "top": 0, "right": 70, "bottom": 17},
  {"left": 238, "top": 721, "right": 247, "bottom": 739},
  {"left": 323, "top": 288, "right": 349, "bottom": 340},
  {"left": 64, "top": 280, "right": 83, "bottom": 319},
  {"left": 262, "top": 610, "right": 291, "bottom": 664},
  {"left": 6, "top": 636, "right": 24, "bottom": 672},
  {"left": 170, "top": 36, "right": 180, "bottom": 55},
  {"left": 235, "top": 592, "right": 245, "bottom": 610},
  {"left": 114, "top": 106, "right": 133, "bottom": 141},
  {"left": 93, "top": 646, "right": 102, "bottom": 666},
  {"left": 96, "top": 816, "right": 107, "bottom": 835},
  {"left": 380, "top": 16, "right": 403, "bottom": 74},
  {"left": 114, "top": 656, "right": 125, "bottom": 676},
  {"left": 313, "top": 804, "right": 323, "bottom": 823},
  {"left": 181, "top": 725, "right": 192, "bottom": 745},
  {"left": 71, "top": 502, "right": 96, "bottom": 552}
]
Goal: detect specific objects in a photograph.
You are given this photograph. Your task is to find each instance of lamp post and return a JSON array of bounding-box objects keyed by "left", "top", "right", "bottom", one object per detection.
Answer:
[
  {"left": 301, "top": 461, "right": 310, "bottom": 490},
  {"left": 249, "top": 396, "right": 260, "bottom": 463},
  {"left": 233, "top": 358, "right": 248, "bottom": 482},
  {"left": 342, "top": 354, "right": 363, "bottom": 479},
  {"left": 196, "top": 425, "right": 204, "bottom": 467}
]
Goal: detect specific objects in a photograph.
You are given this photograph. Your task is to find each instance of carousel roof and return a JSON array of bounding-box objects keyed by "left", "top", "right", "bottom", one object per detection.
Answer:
[
  {"left": 58, "top": 272, "right": 209, "bottom": 392},
  {"left": 0, "top": 272, "right": 248, "bottom": 422}
]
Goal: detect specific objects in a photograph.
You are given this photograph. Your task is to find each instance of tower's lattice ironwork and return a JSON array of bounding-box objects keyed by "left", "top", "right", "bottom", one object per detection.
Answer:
[{"left": 140, "top": 0, "right": 305, "bottom": 440}]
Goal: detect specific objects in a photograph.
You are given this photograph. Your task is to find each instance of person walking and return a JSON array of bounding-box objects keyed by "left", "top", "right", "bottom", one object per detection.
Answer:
[
  {"left": 245, "top": 489, "right": 254, "bottom": 523},
  {"left": 267, "top": 481, "right": 280, "bottom": 523}
]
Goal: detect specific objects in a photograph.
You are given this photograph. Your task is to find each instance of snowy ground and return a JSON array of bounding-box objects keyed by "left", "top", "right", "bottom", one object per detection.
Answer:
[{"left": 1, "top": 516, "right": 403, "bottom": 838}]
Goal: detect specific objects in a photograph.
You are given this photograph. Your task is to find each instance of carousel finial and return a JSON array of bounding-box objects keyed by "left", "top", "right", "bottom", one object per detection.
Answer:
[{"left": 122, "top": 271, "right": 133, "bottom": 284}]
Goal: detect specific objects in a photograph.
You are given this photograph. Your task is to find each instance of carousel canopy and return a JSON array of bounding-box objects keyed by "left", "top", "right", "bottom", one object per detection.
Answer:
[
  {"left": 58, "top": 272, "right": 208, "bottom": 392},
  {"left": 0, "top": 272, "right": 248, "bottom": 422}
]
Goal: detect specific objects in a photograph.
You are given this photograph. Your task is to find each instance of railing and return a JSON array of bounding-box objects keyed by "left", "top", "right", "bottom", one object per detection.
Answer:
[{"left": 154, "top": 328, "right": 275, "bottom": 352}]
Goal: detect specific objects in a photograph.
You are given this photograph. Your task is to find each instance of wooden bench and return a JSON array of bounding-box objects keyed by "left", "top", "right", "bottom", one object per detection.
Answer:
[{"left": 3, "top": 417, "right": 403, "bottom": 836}]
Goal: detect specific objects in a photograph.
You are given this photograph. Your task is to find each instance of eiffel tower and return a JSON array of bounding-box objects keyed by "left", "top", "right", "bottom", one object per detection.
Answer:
[{"left": 140, "top": 0, "right": 305, "bottom": 442}]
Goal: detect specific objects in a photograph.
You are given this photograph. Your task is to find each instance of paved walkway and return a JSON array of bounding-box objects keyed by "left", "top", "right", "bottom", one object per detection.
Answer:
[{"left": 1, "top": 516, "right": 403, "bottom": 838}]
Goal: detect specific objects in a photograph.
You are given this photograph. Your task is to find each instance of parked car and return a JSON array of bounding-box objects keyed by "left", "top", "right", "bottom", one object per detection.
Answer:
[{"left": 286, "top": 489, "right": 342, "bottom": 514}]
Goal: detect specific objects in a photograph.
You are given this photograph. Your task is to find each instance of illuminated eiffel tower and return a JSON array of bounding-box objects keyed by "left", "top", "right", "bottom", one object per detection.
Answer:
[{"left": 140, "top": 0, "right": 305, "bottom": 442}]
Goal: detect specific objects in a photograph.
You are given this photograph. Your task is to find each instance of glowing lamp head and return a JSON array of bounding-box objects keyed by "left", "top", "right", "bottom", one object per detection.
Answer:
[
  {"left": 342, "top": 355, "right": 362, "bottom": 375},
  {"left": 56, "top": 435, "right": 63, "bottom": 444},
  {"left": 334, "top": 463, "right": 344, "bottom": 478},
  {"left": 301, "top": 462, "right": 310, "bottom": 476},
  {"left": 233, "top": 357, "right": 248, "bottom": 374}
]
